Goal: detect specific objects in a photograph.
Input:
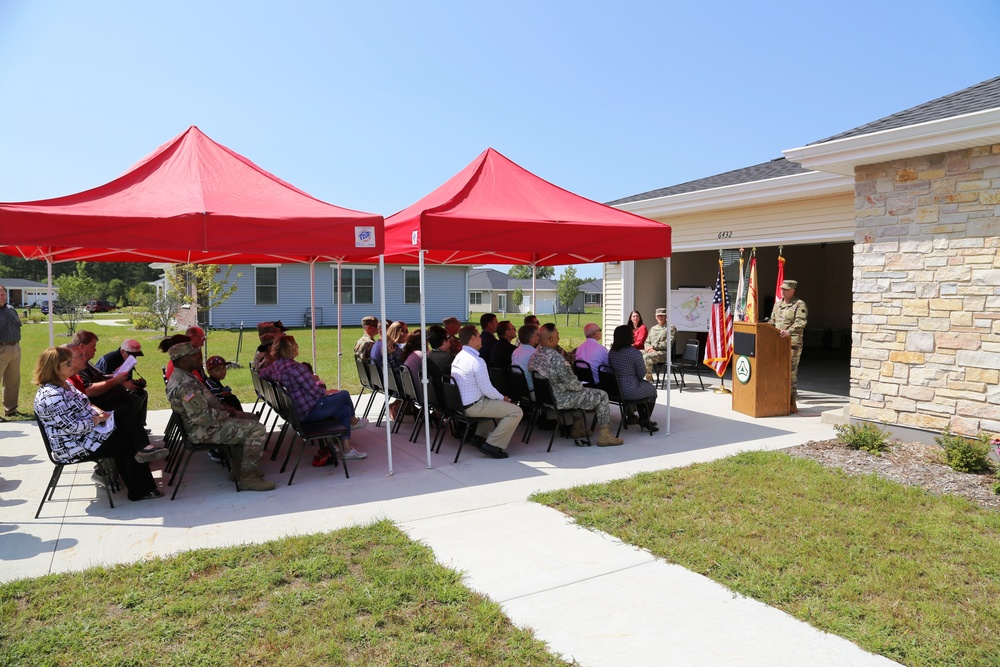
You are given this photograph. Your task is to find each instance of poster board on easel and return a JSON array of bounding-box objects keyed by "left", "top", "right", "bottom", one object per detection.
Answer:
[{"left": 669, "top": 288, "right": 713, "bottom": 332}]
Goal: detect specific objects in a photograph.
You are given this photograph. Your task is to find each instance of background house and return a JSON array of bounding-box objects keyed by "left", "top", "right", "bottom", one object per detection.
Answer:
[
  {"left": 207, "top": 263, "right": 469, "bottom": 328},
  {"left": 0, "top": 278, "right": 59, "bottom": 308},
  {"left": 608, "top": 75, "right": 1000, "bottom": 440},
  {"left": 468, "top": 267, "right": 601, "bottom": 317}
]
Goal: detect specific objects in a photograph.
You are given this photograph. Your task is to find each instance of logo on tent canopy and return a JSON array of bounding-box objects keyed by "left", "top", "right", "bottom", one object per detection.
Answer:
[{"left": 355, "top": 227, "right": 376, "bottom": 248}]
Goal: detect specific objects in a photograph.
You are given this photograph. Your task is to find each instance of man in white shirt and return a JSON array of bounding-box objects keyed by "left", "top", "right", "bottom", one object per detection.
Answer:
[
  {"left": 572, "top": 323, "right": 607, "bottom": 384},
  {"left": 450, "top": 325, "right": 523, "bottom": 459}
]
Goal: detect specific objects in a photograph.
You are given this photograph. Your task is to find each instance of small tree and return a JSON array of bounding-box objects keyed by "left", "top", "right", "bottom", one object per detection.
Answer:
[
  {"left": 53, "top": 274, "right": 99, "bottom": 336},
  {"left": 147, "top": 290, "right": 186, "bottom": 336},
  {"left": 107, "top": 278, "right": 127, "bottom": 305},
  {"left": 508, "top": 265, "right": 555, "bottom": 280},
  {"left": 128, "top": 282, "right": 157, "bottom": 307},
  {"left": 557, "top": 266, "right": 586, "bottom": 325},
  {"left": 167, "top": 263, "right": 241, "bottom": 326},
  {"left": 512, "top": 287, "right": 523, "bottom": 310}
]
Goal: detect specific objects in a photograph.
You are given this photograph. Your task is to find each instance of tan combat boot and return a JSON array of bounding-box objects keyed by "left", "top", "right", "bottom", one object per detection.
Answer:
[
  {"left": 596, "top": 425, "right": 624, "bottom": 447},
  {"left": 569, "top": 414, "right": 591, "bottom": 439},
  {"left": 238, "top": 472, "right": 276, "bottom": 492}
]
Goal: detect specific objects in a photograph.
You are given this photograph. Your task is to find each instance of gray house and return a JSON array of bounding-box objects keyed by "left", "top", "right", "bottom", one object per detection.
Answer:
[
  {"left": 468, "top": 268, "right": 602, "bottom": 316},
  {"left": 207, "top": 263, "right": 470, "bottom": 328}
]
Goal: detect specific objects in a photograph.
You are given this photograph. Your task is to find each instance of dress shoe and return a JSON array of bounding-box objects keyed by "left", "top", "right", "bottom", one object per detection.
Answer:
[{"left": 479, "top": 443, "right": 509, "bottom": 459}]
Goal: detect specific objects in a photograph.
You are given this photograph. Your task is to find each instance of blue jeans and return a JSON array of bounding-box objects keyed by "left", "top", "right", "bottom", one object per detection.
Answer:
[{"left": 305, "top": 391, "right": 354, "bottom": 435}]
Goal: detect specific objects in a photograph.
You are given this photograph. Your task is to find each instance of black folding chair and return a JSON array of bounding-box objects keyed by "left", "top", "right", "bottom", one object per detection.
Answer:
[
  {"left": 573, "top": 360, "right": 595, "bottom": 387},
  {"left": 531, "top": 372, "right": 593, "bottom": 451},
  {"left": 488, "top": 365, "right": 510, "bottom": 397},
  {"left": 355, "top": 356, "right": 377, "bottom": 418},
  {"left": 398, "top": 367, "right": 430, "bottom": 443},
  {"left": 508, "top": 366, "right": 540, "bottom": 444},
  {"left": 435, "top": 377, "right": 489, "bottom": 464},
  {"left": 166, "top": 411, "right": 239, "bottom": 501},
  {"left": 272, "top": 383, "right": 349, "bottom": 485},
  {"left": 35, "top": 418, "right": 118, "bottom": 518},
  {"left": 675, "top": 340, "right": 708, "bottom": 391},
  {"left": 598, "top": 364, "right": 654, "bottom": 437}
]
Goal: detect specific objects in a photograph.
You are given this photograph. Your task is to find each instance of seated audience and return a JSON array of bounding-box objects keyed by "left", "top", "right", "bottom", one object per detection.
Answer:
[
  {"left": 490, "top": 320, "right": 517, "bottom": 369},
  {"left": 450, "top": 325, "right": 523, "bottom": 459},
  {"left": 643, "top": 307, "right": 676, "bottom": 381},
  {"left": 401, "top": 330, "right": 425, "bottom": 384},
  {"left": 523, "top": 314, "right": 540, "bottom": 326},
  {"left": 72, "top": 330, "right": 150, "bottom": 430},
  {"left": 164, "top": 326, "right": 208, "bottom": 380},
  {"left": 573, "top": 323, "right": 608, "bottom": 384},
  {"left": 34, "top": 347, "right": 163, "bottom": 501},
  {"left": 354, "top": 315, "right": 379, "bottom": 362},
  {"left": 442, "top": 317, "right": 463, "bottom": 355},
  {"left": 629, "top": 310, "right": 648, "bottom": 349},
  {"left": 205, "top": 355, "right": 245, "bottom": 412},
  {"left": 479, "top": 313, "right": 498, "bottom": 362},
  {"left": 511, "top": 324, "right": 539, "bottom": 392},
  {"left": 252, "top": 321, "right": 287, "bottom": 371},
  {"left": 528, "top": 323, "right": 623, "bottom": 446},
  {"left": 167, "top": 343, "right": 274, "bottom": 491},
  {"left": 260, "top": 335, "right": 369, "bottom": 460},
  {"left": 426, "top": 325, "right": 453, "bottom": 391},
  {"left": 95, "top": 339, "right": 144, "bottom": 375},
  {"left": 609, "top": 324, "right": 659, "bottom": 432}
]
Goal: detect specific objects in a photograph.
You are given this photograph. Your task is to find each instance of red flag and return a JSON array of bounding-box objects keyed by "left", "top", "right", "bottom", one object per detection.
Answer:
[
  {"left": 745, "top": 254, "right": 758, "bottom": 323},
  {"left": 704, "top": 257, "right": 733, "bottom": 377},
  {"left": 775, "top": 252, "right": 785, "bottom": 301}
]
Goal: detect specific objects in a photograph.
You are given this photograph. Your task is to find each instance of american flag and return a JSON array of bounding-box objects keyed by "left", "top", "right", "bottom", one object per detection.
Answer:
[{"left": 703, "top": 257, "right": 733, "bottom": 377}]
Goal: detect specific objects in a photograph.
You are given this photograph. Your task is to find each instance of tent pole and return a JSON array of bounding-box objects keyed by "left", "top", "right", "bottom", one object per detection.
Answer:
[
  {"left": 666, "top": 256, "right": 671, "bottom": 435},
  {"left": 310, "top": 260, "right": 318, "bottom": 372},
  {"left": 336, "top": 260, "right": 343, "bottom": 389},
  {"left": 47, "top": 258, "right": 54, "bottom": 346},
  {"left": 531, "top": 264, "right": 536, "bottom": 317},
  {"left": 379, "top": 255, "right": 393, "bottom": 475},
  {"left": 418, "top": 250, "right": 432, "bottom": 468}
]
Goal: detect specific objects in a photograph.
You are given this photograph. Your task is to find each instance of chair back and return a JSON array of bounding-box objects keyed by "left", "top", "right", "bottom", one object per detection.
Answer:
[
  {"left": 597, "top": 364, "right": 624, "bottom": 401},
  {"left": 398, "top": 366, "right": 422, "bottom": 405},
  {"left": 162, "top": 366, "right": 168, "bottom": 385},
  {"left": 355, "top": 356, "right": 373, "bottom": 391},
  {"left": 682, "top": 340, "right": 700, "bottom": 364},
  {"left": 439, "top": 376, "right": 467, "bottom": 414},
  {"left": 35, "top": 417, "right": 61, "bottom": 466},
  {"left": 488, "top": 365, "right": 509, "bottom": 397},
  {"left": 260, "top": 378, "right": 285, "bottom": 418},
  {"left": 367, "top": 359, "right": 385, "bottom": 393},
  {"left": 508, "top": 366, "right": 532, "bottom": 404},
  {"left": 271, "top": 383, "right": 304, "bottom": 430},
  {"left": 531, "top": 372, "right": 558, "bottom": 411},
  {"left": 573, "top": 360, "right": 594, "bottom": 386}
]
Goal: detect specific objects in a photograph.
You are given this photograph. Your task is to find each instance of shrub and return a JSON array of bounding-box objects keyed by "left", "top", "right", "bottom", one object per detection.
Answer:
[
  {"left": 130, "top": 312, "right": 160, "bottom": 330},
  {"left": 934, "top": 431, "right": 996, "bottom": 474},
  {"left": 834, "top": 422, "right": 890, "bottom": 455}
]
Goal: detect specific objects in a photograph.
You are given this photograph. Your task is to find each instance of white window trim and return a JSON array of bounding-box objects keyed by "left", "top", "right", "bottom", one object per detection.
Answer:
[
  {"left": 331, "top": 264, "right": 376, "bottom": 305},
  {"left": 470, "top": 291, "right": 483, "bottom": 305},
  {"left": 254, "top": 265, "right": 279, "bottom": 306}
]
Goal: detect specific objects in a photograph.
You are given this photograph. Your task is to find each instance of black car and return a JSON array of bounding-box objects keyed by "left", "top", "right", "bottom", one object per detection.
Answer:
[{"left": 40, "top": 300, "right": 65, "bottom": 315}]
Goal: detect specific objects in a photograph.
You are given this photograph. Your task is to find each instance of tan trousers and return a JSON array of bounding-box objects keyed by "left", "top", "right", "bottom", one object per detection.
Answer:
[
  {"left": 464, "top": 397, "right": 523, "bottom": 450},
  {"left": 0, "top": 342, "right": 21, "bottom": 415}
]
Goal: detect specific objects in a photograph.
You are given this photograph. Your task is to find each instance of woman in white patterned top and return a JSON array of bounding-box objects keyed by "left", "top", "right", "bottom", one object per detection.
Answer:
[{"left": 34, "top": 347, "right": 162, "bottom": 501}]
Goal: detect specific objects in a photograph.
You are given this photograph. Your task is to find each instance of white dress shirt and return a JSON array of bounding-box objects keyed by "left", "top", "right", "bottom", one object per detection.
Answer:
[{"left": 451, "top": 347, "right": 504, "bottom": 406}]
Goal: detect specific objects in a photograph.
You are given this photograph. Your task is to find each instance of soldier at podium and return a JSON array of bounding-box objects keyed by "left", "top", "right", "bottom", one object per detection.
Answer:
[{"left": 771, "top": 279, "right": 808, "bottom": 413}]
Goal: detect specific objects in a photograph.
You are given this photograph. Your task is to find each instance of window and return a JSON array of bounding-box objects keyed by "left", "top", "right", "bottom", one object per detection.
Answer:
[
  {"left": 469, "top": 291, "right": 483, "bottom": 305},
  {"left": 403, "top": 269, "right": 420, "bottom": 304},
  {"left": 333, "top": 267, "right": 374, "bottom": 304},
  {"left": 498, "top": 294, "right": 507, "bottom": 311},
  {"left": 585, "top": 292, "right": 602, "bottom": 305},
  {"left": 255, "top": 266, "right": 278, "bottom": 305}
]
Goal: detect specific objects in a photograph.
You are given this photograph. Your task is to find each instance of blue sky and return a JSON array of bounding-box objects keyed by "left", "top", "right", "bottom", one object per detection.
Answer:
[{"left": 1, "top": 1, "right": 998, "bottom": 279}]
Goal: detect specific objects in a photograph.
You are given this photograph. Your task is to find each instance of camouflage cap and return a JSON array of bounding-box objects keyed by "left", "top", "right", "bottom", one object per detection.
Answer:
[
  {"left": 781, "top": 279, "right": 798, "bottom": 291},
  {"left": 168, "top": 342, "right": 199, "bottom": 361}
]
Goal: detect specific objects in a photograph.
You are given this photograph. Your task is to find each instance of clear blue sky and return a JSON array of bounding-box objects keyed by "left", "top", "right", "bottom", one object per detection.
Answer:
[{"left": 2, "top": 1, "right": 998, "bottom": 280}]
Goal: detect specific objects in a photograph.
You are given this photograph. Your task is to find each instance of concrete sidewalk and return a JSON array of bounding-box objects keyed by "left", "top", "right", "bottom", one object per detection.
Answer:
[{"left": 0, "top": 387, "right": 896, "bottom": 666}]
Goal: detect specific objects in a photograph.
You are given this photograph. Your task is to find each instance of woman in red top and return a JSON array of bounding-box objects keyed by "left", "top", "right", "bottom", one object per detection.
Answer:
[{"left": 628, "top": 310, "right": 647, "bottom": 349}]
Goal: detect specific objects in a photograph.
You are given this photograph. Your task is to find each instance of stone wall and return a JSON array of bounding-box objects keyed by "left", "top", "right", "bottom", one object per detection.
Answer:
[{"left": 851, "top": 144, "right": 1000, "bottom": 437}]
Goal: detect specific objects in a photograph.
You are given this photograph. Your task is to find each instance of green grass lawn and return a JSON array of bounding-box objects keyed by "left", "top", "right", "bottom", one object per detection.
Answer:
[
  {"left": 0, "top": 521, "right": 568, "bottom": 666},
  {"left": 12, "top": 310, "right": 602, "bottom": 415},
  {"left": 532, "top": 451, "right": 1000, "bottom": 667}
]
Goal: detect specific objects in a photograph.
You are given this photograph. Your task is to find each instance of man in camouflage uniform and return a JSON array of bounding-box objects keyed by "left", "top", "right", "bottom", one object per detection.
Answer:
[
  {"left": 354, "top": 315, "right": 379, "bottom": 362},
  {"left": 642, "top": 307, "right": 677, "bottom": 380},
  {"left": 528, "top": 324, "right": 623, "bottom": 446},
  {"left": 166, "top": 343, "right": 275, "bottom": 491},
  {"left": 770, "top": 279, "right": 808, "bottom": 413}
]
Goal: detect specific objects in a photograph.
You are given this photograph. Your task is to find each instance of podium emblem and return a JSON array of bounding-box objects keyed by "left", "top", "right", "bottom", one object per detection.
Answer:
[{"left": 735, "top": 355, "right": 752, "bottom": 384}]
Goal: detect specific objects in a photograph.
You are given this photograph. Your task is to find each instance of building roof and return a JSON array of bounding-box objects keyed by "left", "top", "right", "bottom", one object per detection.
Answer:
[
  {"left": 0, "top": 278, "right": 52, "bottom": 288},
  {"left": 610, "top": 76, "right": 1000, "bottom": 206},
  {"left": 468, "top": 268, "right": 604, "bottom": 292},
  {"left": 811, "top": 75, "right": 1000, "bottom": 144},
  {"left": 607, "top": 158, "right": 810, "bottom": 206}
]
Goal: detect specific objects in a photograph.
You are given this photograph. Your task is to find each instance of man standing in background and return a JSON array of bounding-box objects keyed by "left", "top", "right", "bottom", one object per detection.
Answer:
[{"left": 0, "top": 284, "right": 23, "bottom": 419}]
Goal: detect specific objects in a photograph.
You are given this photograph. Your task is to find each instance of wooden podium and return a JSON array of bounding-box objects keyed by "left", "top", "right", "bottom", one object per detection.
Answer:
[{"left": 731, "top": 322, "right": 791, "bottom": 417}]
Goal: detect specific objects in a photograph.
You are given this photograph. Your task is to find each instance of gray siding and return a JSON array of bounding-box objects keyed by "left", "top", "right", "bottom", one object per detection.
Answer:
[{"left": 208, "top": 263, "right": 469, "bottom": 328}]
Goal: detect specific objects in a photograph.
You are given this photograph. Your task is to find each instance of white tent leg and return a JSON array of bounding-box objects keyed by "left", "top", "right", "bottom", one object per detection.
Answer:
[
  {"left": 418, "top": 250, "right": 432, "bottom": 468},
  {"left": 310, "top": 260, "right": 318, "bottom": 371},
  {"left": 666, "top": 256, "right": 672, "bottom": 435},
  {"left": 379, "top": 255, "right": 393, "bottom": 475},
  {"left": 336, "top": 260, "right": 343, "bottom": 389},
  {"left": 47, "top": 258, "right": 54, "bottom": 346}
]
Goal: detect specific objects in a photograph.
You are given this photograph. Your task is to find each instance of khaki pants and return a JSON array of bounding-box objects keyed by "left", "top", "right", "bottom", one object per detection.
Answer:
[
  {"left": 464, "top": 398, "right": 523, "bottom": 450},
  {"left": 0, "top": 342, "right": 21, "bottom": 415}
]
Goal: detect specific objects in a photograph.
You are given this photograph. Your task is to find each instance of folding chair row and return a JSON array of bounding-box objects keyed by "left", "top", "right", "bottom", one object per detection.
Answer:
[{"left": 35, "top": 417, "right": 118, "bottom": 518}]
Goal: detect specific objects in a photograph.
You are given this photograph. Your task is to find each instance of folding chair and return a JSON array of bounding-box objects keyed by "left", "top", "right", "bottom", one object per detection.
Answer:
[
  {"left": 166, "top": 411, "right": 239, "bottom": 500},
  {"left": 675, "top": 340, "right": 708, "bottom": 391},
  {"left": 35, "top": 418, "right": 118, "bottom": 518},
  {"left": 508, "top": 366, "right": 540, "bottom": 444},
  {"left": 273, "top": 383, "right": 349, "bottom": 485},
  {"left": 355, "top": 356, "right": 377, "bottom": 418},
  {"left": 531, "top": 373, "right": 593, "bottom": 451},
  {"left": 435, "top": 377, "right": 489, "bottom": 464},
  {"left": 573, "top": 360, "right": 595, "bottom": 387},
  {"left": 598, "top": 364, "right": 654, "bottom": 437}
]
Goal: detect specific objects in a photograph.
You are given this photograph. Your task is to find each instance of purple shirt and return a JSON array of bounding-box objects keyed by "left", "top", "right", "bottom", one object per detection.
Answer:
[{"left": 259, "top": 357, "right": 324, "bottom": 417}]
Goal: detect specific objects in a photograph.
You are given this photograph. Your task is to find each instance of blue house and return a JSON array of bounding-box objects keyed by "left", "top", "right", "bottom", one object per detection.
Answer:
[{"left": 208, "top": 263, "right": 470, "bottom": 329}]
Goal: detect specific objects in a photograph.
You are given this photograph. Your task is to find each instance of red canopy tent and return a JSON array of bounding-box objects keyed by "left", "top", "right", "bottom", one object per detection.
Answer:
[
  {"left": 0, "top": 126, "right": 383, "bottom": 265},
  {"left": 382, "top": 147, "right": 671, "bottom": 265},
  {"left": 377, "top": 147, "right": 675, "bottom": 437}
]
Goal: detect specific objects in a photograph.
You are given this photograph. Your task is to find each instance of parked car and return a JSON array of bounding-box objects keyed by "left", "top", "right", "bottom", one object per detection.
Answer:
[
  {"left": 86, "top": 299, "right": 118, "bottom": 313},
  {"left": 40, "top": 300, "right": 65, "bottom": 315}
]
